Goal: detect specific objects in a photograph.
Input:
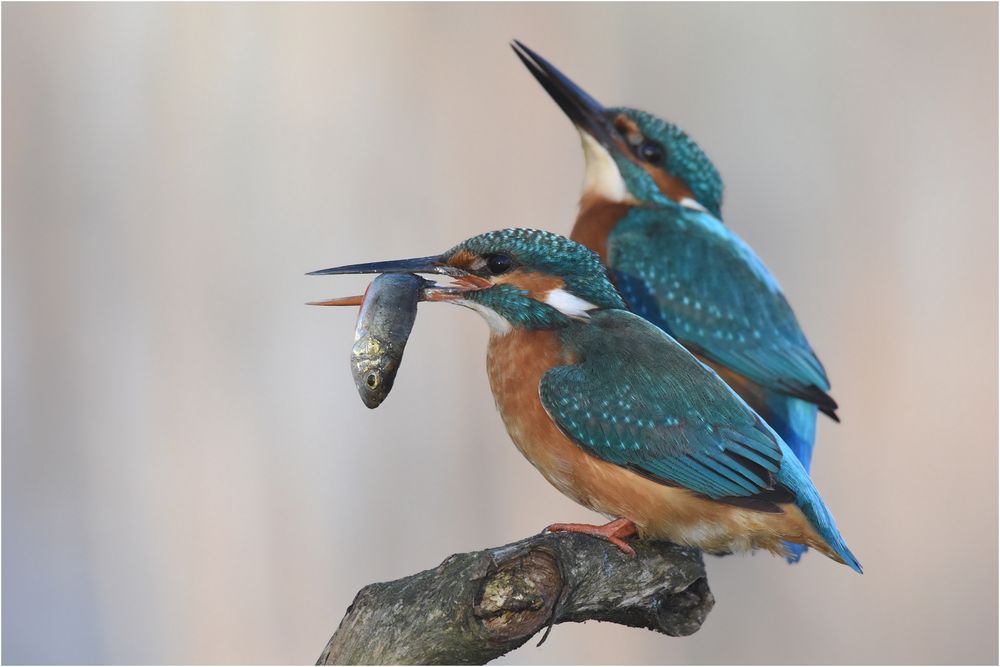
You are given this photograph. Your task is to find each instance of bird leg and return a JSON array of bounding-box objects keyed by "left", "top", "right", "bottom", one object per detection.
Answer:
[{"left": 544, "top": 517, "right": 638, "bottom": 556}]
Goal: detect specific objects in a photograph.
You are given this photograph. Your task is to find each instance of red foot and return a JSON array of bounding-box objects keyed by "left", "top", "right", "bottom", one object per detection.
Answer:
[{"left": 544, "top": 517, "right": 638, "bottom": 556}]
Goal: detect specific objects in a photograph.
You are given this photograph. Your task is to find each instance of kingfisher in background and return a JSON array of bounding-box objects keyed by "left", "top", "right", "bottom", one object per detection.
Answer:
[
  {"left": 309, "top": 228, "right": 860, "bottom": 573},
  {"left": 510, "top": 43, "right": 838, "bottom": 512}
]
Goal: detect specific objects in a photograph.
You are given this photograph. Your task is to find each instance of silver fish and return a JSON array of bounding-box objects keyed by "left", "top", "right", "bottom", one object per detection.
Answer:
[{"left": 349, "top": 273, "right": 426, "bottom": 408}]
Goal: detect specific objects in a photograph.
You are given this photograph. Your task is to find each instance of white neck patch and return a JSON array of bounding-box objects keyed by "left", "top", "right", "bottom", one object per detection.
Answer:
[
  {"left": 579, "top": 130, "right": 627, "bottom": 203},
  {"left": 679, "top": 196, "right": 708, "bottom": 213},
  {"left": 544, "top": 288, "right": 598, "bottom": 319}
]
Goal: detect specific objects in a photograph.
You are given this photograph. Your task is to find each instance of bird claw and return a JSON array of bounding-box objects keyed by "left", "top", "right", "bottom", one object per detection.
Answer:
[{"left": 543, "top": 518, "right": 638, "bottom": 556}]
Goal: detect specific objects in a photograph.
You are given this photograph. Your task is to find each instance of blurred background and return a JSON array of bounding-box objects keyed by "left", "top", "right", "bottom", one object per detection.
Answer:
[{"left": 3, "top": 3, "right": 997, "bottom": 664}]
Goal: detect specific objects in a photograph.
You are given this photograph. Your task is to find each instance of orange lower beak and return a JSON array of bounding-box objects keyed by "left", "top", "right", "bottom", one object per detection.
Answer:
[{"left": 307, "top": 295, "right": 366, "bottom": 307}]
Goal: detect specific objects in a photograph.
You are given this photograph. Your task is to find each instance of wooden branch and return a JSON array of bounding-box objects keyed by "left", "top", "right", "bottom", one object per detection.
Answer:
[{"left": 317, "top": 532, "right": 714, "bottom": 665}]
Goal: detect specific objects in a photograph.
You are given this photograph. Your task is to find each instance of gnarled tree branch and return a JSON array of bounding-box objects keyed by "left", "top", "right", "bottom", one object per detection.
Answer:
[{"left": 318, "top": 532, "right": 713, "bottom": 665}]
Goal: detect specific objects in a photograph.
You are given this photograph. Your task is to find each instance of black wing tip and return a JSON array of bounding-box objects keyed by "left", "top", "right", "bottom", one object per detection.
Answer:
[
  {"left": 815, "top": 390, "right": 839, "bottom": 422},
  {"left": 791, "top": 384, "right": 839, "bottom": 421}
]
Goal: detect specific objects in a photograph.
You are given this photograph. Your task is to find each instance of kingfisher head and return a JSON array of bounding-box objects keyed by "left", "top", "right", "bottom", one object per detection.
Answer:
[
  {"left": 512, "top": 41, "right": 723, "bottom": 219},
  {"left": 309, "top": 228, "right": 626, "bottom": 334}
]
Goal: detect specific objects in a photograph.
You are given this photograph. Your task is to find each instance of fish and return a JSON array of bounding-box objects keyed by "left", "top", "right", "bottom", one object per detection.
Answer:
[{"left": 348, "top": 273, "right": 426, "bottom": 408}]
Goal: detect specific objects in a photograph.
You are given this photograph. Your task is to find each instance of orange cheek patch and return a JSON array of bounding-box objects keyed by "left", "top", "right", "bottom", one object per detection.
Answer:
[
  {"left": 496, "top": 271, "right": 565, "bottom": 300},
  {"left": 613, "top": 114, "right": 701, "bottom": 207},
  {"left": 644, "top": 164, "right": 697, "bottom": 204}
]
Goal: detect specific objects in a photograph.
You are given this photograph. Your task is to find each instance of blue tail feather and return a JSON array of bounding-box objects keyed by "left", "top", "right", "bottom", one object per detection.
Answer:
[
  {"left": 762, "top": 393, "right": 818, "bottom": 564},
  {"left": 765, "top": 395, "right": 820, "bottom": 564},
  {"left": 764, "top": 394, "right": 818, "bottom": 473},
  {"left": 783, "top": 541, "right": 808, "bottom": 564}
]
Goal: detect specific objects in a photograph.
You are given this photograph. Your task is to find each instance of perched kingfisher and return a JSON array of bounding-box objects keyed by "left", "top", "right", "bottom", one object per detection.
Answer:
[
  {"left": 510, "top": 43, "right": 837, "bottom": 498},
  {"left": 310, "top": 228, "right": 861, "bottom": 573}
]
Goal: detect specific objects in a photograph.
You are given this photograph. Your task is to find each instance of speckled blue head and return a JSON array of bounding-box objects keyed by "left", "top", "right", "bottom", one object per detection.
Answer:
[
  {"left": 308, "top": 228, "right": 627, "bottom": 332},
  {"left": 606, "top": 107, "right": 724, "bottom": 218},
  {"left": 512, "top": 41, "right": 724, "bottom": 219},
  {"left": 443, "top": 228, "right": 627, "bottom": 331}
]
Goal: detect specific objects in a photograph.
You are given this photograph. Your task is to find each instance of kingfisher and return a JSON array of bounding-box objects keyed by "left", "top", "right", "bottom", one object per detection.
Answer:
[
  {"left": 510, "top": 42, "right": 837, "bottom": 499},
  {"left": 309, "top": 228, "right": 861, "bottom": 573}
]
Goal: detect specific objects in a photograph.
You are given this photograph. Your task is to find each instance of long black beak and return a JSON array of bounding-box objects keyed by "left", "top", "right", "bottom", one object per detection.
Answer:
[
  {"left": 511, "top": 40, "right": 618, "bottom": 150},
  {"left": 307, "top": 255, "right": 488, "bottom": 306},
  {"left": 307, "top": 255, "right": 455, "bottom": 277}
]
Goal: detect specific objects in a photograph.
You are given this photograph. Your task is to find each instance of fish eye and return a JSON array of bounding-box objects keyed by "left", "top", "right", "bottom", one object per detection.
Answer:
[
  {"left": 365, "top": 372, "right": 379, "bottom": 389},
  {"left": 639, "top": 140, "right": 665, "bottom": 165},
  {"left": 484, "top": 254, "right": 513, "bottom": 275}
]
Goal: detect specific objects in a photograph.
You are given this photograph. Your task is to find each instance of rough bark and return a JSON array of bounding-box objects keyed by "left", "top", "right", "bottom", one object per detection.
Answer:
[{"left": 318, "top": 532, "right": 713, "bottom": 665}]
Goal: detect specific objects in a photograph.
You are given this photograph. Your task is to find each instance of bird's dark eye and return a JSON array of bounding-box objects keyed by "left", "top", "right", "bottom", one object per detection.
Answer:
[
  {"left": 638, "top": 140, "right": 665, "bottom": 165},
  {"left": 484, "top": 254, "right": 513, "bottom": 275}
]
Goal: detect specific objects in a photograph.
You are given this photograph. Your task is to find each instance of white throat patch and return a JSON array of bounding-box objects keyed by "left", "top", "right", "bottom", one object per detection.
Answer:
[
  {"left": 579, "top": 130, "right": 627, "bottom": 203},
  {"left": 457, "top": 299, "right": 512, "bottom": 336},
  {"left": 544, "top": 288, "right": 598, "bottom": 319}
]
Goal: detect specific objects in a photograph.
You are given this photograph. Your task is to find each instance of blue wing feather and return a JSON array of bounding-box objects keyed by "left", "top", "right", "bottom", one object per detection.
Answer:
[
  {"left": 540, "top": 310, "right": 784, "bottom": 500},
  {"left": 607, "top": 205, "right": 836, "bottom": 414}
]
